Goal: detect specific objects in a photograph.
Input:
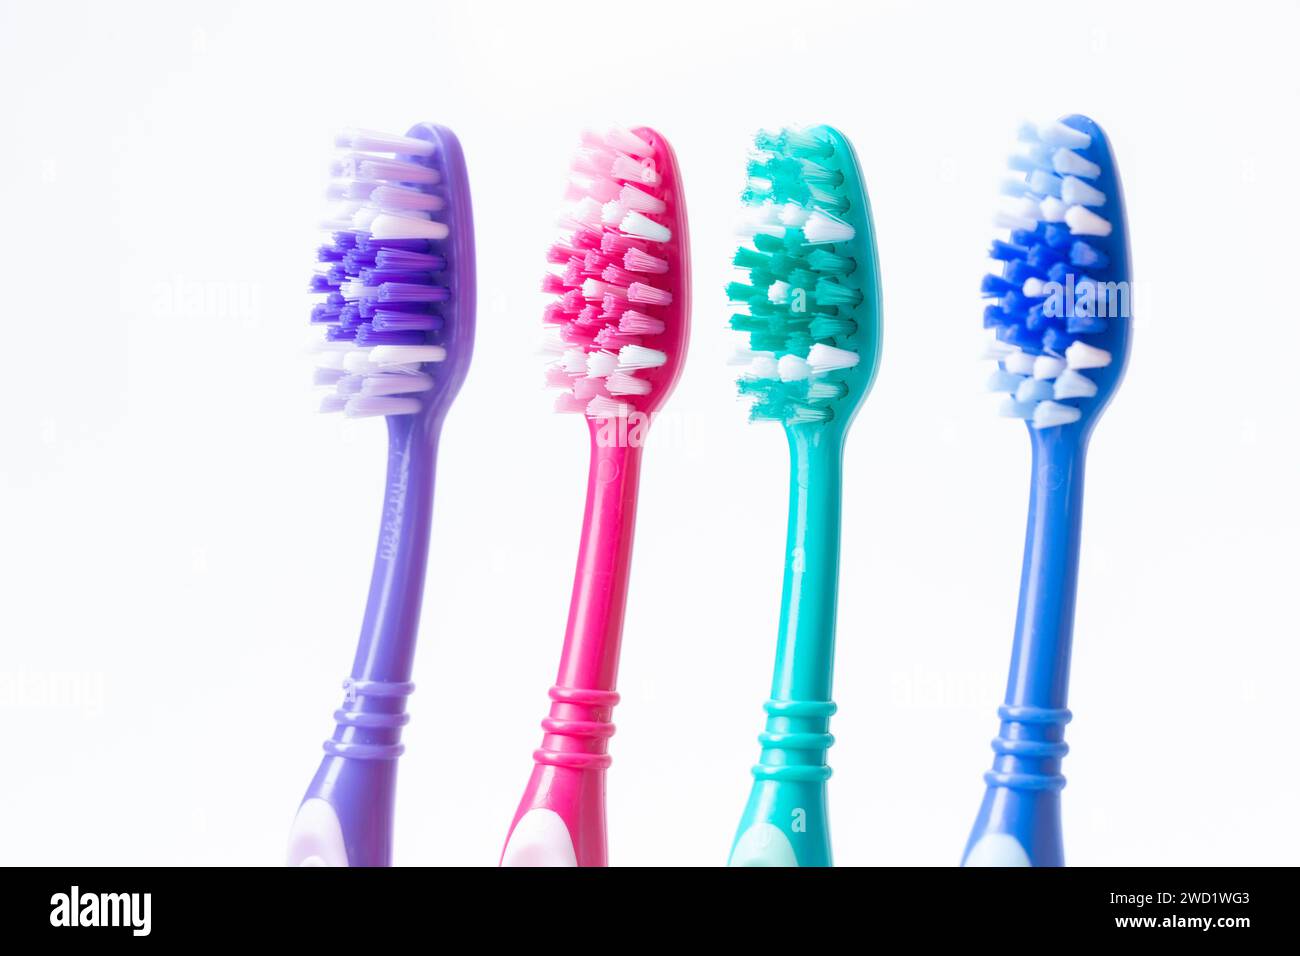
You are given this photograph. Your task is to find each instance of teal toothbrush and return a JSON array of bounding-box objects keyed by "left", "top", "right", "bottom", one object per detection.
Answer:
[{"left": 725, "top": 126, "right": 882, "bottom": 866}]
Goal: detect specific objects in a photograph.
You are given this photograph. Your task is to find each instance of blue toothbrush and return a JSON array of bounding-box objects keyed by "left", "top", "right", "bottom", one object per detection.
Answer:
[{"left": 964, "top": 115, "right": 1131, "bottom": 866}]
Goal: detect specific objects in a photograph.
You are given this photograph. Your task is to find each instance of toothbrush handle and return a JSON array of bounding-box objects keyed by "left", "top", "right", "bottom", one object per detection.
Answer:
[
  {"left": 731, "top": 426, "right": 844, "bottom": 867},
  {"left": 290, "top": 414, "right": 440, "bottom": 867},
  {"left": 964, "top": 428, "right": 1086, "bottom": 867},
  {"left": 502, "top": 434, "right": 642, "bottom": 867}
]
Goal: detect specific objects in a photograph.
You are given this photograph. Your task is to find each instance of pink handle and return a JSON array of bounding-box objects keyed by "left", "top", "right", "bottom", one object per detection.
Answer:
[{"left": 503, "top": 430, "right": 642, "bottom": 866}]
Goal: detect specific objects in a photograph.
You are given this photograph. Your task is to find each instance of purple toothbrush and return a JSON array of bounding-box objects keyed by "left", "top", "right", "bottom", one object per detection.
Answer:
[{"left": 287, "top": 124, "right": 475, "bottom": 866}]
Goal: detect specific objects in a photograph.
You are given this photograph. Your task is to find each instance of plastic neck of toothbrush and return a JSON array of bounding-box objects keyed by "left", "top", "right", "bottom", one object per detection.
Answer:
[
  {"left": 1005, "top": 425, "right": 1088, "bottom": 715},
  {"left": 769, "top": 422, "right": 845, "bottom": 706},
  {"left": 555, "top": 422, "right": 644, "bottom": 695},
  {"left": 349, "top": 411, "right": 441, "bottom": 685}
]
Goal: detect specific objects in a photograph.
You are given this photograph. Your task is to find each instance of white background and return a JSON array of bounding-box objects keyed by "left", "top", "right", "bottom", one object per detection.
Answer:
[{"left": 1, "top": 0, "right": 1296, "bottom": 866}]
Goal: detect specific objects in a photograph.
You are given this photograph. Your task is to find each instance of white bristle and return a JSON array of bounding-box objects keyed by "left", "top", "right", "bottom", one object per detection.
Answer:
[
  {"left": 1052, "top": 148, "right": 1100, "bottom": 178},
  {"left": 777, "top": 354, "right": 811, "bottom": 382},
  {"left": 999, "top": 398, "right": 1036, "bottom": 419},
  {"left": 1040, "top": 196, "right": 1068, "bottom": 222},
  {"left": 1060, "top": 176, "right": 1106, "bottom": 207},
  {"left": 342, "top": 349, "right": 374, "bottom": 373},
  {"left": 586, "top": 396, "right": 632, "bottom": 419},
  {"left": 1053, "top": 369, "right": 1099, "bottom": 399},
  {"left": 360, "top": 371, "right": 435, "bottom": 396},
  {"left": 335, "top": 128, "right": 436, "bottom": 156},
  {"left": 987, "top": 368, "right": 1025, "bottom": 393},
  {"left": 610, "top": 153, "right": 660, "bottom": 186},
  {"left": 320, "top": 393, "right": 347, "bottom": 414},
  {"left": 561, "top": 348, "right": 589, "bottom": 374},
  {"left": 749, "top": 354, "right": 779, "bottom": 379},
  {"left": 620, "top": 210, "right": 671, "bottom": 243},
  {"left": 1033, "top": 355, "right": 1066, "bottom": 380},
  {"left": 568, "top": 174, "right": 621, "bottom": 203},
  {"left": 569, "top": 197, "right": 604, "bottom": 228},
  {"left": 1037, "top": 121, "right": 1090, "bottom": 150},
  {"left": 779, "top": 202, "right": 810, "bottom": 226},
  {"left": 767, "top": 280, "right": 791, "bottom": 304},
  {"left": 1016, "top": 378, "right": 1053, "bottom": 403},
  {"left": 1003, "top": 349, "right": 1036, "bottom": 376},
  {"left": 370, "top": 213, "right": 449, "bottom": 241},
  {"left": 1064, "top": 205, "right": 1112, "bottom": 237},
  {"left": 605, "top": 128, "right": 653, "bottom": 157},
  {"left": 601, "top": 200, "right": 627, "bottom": 226},
  {"left": 586, "top": 351, "right": 619, "bottom": 377},
  {"left": 617, "top": 344, "right": 667, "bottom": 371},
  {"left": 1028, "top": 169, "right": 1062, "bottom": 197},
  {"left": 1065, "top": 340, "right": 1112, "bottom": 369},
  {"left": 619, "top": 184, "right": 666, "bottom": 214},
  {"left": 1023, "top": 277, "right": 1047, "bottom": 297},
  {"left": 806, "top": 343, "right": 860, "bottom": 373},
  {"left": 983, "top": 339, "right": 1016, "bottom": 360},
  {"left": 606, "top": 372, "right": 652, "bottom": 396},
  {"left": 369, "top": 345, "right": 447, "bottom": 367},
  {"left": 1032, "top": 400, "right": 1083, "bottom": 429},
  {"left": 994, "top": 210, "right": 1038, "bottom": 232},
  {"left": 728, "top": 348, "right": 757, "bottom": 366},
  {"left": 344, "top": 396, "right": 422, "bottom": 418},
  {"left": 802, "top": 209, "right": 855, "bottom": 244}
]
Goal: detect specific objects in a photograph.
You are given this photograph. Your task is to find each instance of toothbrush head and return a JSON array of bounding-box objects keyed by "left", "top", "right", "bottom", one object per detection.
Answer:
[
  {"left": 310, "top": 125, "right": 475, "bottom": 419},
  {"left": 983, "top": 115, "right": 1131, "bottom": 432},
  {"left": 728, "top": 125, "right": 882, "bottom": 428},
  {"left": 542, "top": 127, "right": 690, "bottom": 420}
]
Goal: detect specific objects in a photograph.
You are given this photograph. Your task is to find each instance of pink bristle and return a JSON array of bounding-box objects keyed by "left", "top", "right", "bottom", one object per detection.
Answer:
[
  {"left": 618, "top": 310, "right": 666, "bottom": 335},
  {"left": 542, "top": 274, "right": 567, "bottom": 295},
  {"left": 595, "top": 328, "right": 642, "bottom": 350},
  {"left": 601, "top": 264, "right": 637, "bottom": 287},
  {"left": 572, "top": 377, "right": 610, "bottom": 400},
  {"left": 563, "top": 258, "right": 585, "bottom": 286},
  {"left": 554, "top": 393, "right": 587, "bottom": 414},
  {"left": 572, "top": 228, "right": 603, "bottom": 250},
  {"left": 623, "top": 248, "right": 668, "bottom": 274},
  {"left": 561, "top": 289, "right": 585, "bottom": 313},
  {"left": 561, "top": 323, "right": 596, "bottom": 346},
  {"left": 548, "top": 242, "right": 582, "bottom": 264},
  {"left": 627, "top": 282, "right": 672, "bottom": 307},
  {"left": 601, "top": 232, "right": 648, "bottom": 257},
  {"left": 601, "top": 293, "right": 629, "bottom": 316},
  {"left": 546, "top": 365, "right": 577, "bottom": 388},
  {"left": 583, "top": 250, "right": 613, "bottom": 274},
  {"left": 576, "top": 305, "right": 603, "bottom": 326},
  {"left": 572, "top": 146, "right": 616, "bottom": 177},
  {"left": 606, "top": 371, "right": 652, "bottom": 396}
]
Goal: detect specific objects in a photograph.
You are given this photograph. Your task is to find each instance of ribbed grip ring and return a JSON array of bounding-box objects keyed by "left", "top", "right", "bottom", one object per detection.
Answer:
[
  {"left": 322, "top": 678, "right": 414, "bottom": 761},
  {"left": 983, "top": 704, "right": 1072, "bottom": 792},
  {"left": 533, "top": 685, "right": 619, "bottom": 772},
  {"left": 752, "top": 698, "right": 836, "bottom": 783}
]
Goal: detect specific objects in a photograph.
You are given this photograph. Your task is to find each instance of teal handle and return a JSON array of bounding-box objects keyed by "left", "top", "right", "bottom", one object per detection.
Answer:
[{"left": 730, "top": 423, "right": 844, "bottom": 867}]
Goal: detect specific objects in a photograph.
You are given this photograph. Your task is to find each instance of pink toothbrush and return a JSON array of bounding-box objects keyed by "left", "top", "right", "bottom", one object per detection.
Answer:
[{"left": 500, "top": 127, "right": 690, "bottom": 866}]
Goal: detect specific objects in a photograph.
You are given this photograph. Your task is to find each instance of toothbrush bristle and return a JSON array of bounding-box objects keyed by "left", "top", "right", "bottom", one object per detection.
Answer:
[
  {"left": 543, "top": 128, "right": 685, "bottom": 419},
  {"left": 983, "top": 118, "right": 1129, "bottom": 429},
  {"left": 310, "top": 128, "right": 454, "bottom": 418},
  {"left": 729, "top": 126, "right": 877, "bottom": 425}
]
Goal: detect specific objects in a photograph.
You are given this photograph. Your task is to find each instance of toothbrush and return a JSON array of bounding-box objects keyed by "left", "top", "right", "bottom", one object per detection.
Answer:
[
  {"left": 964, "top": 115, "right": 1130, "bottom": 867},
  {"left": 287, "top": 125, "right": 475, "bottom": 867},
  {"left": 725, "top": 126, "right": 882, "bottom": 867},
  {"left": 500, "top": 127, "right": 690, "bottom": 867}
]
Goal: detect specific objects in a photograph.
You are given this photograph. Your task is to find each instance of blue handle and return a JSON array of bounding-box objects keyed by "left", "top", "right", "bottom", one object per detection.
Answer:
[
  {"left": 300, "top": 411, "right": 441, "bottom": 867},
  {"left": 964, "top": 425, "right": 1087, "bottom": 867},
  {"left": 730, "top": 423, "right": 844, "bottom": 867}
]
